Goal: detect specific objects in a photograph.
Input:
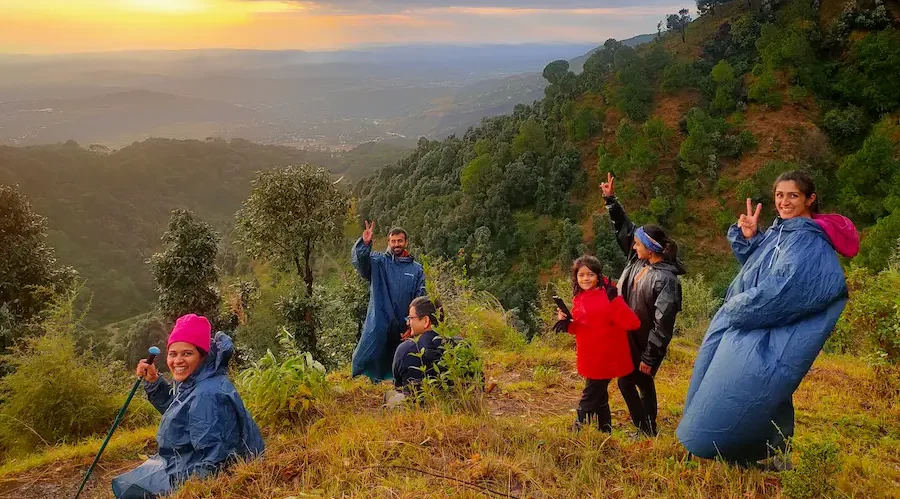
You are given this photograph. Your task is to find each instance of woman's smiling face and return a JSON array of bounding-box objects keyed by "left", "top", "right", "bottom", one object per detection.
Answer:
[
  {"left": 167, "top": 342, "right": 203, "bottom": 382},
  {"left": 774, "top": 180, "right": 815, "bottom": 220}
]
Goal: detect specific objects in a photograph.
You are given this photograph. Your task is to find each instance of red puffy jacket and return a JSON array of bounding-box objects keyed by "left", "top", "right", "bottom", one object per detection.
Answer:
[{"left": 569, "top": 287, "right": 641, "bottom": 380}]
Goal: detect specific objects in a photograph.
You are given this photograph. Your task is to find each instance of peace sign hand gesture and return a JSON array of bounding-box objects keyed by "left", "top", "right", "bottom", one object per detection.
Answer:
[
  {"left": 738, "top": 198, "right": 762, "bottom": 239},
  {"left": 362, "top": 220, "right": 375, "bottom": 245},
  {"left": 600, "top": 172, "right": 615, "bottom": 198}
]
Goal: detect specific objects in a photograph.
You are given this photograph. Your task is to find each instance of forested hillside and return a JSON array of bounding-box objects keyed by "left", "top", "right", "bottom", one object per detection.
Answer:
[
  {"left": 0, "top": 139, "right": 408, "bottom": 324},
  {"left": 357, "top": 0, "right": 900, "bottom": 331}
]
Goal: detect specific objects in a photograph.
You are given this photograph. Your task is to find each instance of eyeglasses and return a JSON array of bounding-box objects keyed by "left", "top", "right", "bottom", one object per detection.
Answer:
[{"left": 404, "top": 315, "right": 425, "bottom": 323}]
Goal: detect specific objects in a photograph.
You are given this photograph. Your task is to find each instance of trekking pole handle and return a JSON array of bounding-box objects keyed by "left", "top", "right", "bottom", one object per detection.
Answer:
[{"left": 146, "top": 346, "right": 161, "bottom": 366}]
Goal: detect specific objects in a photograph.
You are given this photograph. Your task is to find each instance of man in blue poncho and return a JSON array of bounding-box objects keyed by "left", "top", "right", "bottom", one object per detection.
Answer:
[
  {"left": 351, "top": 221, "right": 426, "bottom": 382},
  {"left": 676, "top": 171, "right": 858, "bottom": 467}
]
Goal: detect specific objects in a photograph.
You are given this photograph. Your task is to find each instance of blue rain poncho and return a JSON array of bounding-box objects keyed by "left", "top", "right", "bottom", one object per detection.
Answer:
[
  {"left": 351, "top": 238, "right": 426, "bottom": 382},
  {"left": 112, "top": 333, "right": 264, "bottom": 498},
  {"left": 676, "top": 217, "right": 848, "bottom": 462}
]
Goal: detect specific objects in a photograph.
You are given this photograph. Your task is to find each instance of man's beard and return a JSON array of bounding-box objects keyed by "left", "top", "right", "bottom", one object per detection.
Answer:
[{"left": 390, "top": 246, "right": 405, "bottom": 255}]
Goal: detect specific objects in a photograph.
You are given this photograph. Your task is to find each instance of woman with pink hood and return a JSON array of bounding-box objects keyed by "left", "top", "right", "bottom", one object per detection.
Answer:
[{"left": 677, "top": 171, "right": 858, "bottom": 467}]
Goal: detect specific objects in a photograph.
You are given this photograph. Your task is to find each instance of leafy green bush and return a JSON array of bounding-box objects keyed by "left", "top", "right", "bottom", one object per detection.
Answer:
[
  {"left": 237, "top": 327, "right": 330, "bottom": 429},
  {"left": 660, "top": 62, "right": 697, "bottom": 93},
  {"left": 675, "top": 274, "right": 722, "bottom": 342},
  {"left": 822, "top": 106, "right": 867, "bottom": 144},
  {"left": 856, "top": 212, "right": 900, "bottom": 272},
  {"left": 829, "top": 267, "right": 900, "bottom": 361},
  {"left": 110, "top": 313, "right": 168, "bottom": 368},
  {"left": 678, "top": 108, "right": 749, "bottom": 182},
  {"left": 782, "top": 440, "right": 842, "bottom": 499},
  {"left": 836, "top": 28, "right": 900, "bottom": 114},
  {"left": 748, "top": 70, "right": 782, "bottom": 108},
  {"left": 415, "top": 324, "right": 485, "bottom": 414},
  {"left": 710, "top": 60, "right": 736, "bottom": 115},
  {"left": 460, "top": 154, "right": 493, "bottom": 194},
  {"left": 837, "top": 130, "right": 900, "bottom": 224},
  {"left": 423, "top": 257, "right": 526, "bottom": 350},
  {"left": 0, "top": 289, "right": 133, "bottom": 456}
]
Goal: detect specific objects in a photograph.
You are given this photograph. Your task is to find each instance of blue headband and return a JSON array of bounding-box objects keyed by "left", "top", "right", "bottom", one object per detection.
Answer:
[{"left": 635, "top": 226, "right": 664, "bottom": 253}]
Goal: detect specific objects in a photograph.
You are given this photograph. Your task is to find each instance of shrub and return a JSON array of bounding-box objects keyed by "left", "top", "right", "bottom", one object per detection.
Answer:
[
  {"left": 822, "top": 106, "right": 867, "bottom": 143},
  {"left": 714, "top": 208, "right": 734, "bottom": 232},
  {"left": 676, "top": 274, "right": 722, "bottom": 342},
  {"left": 748, "top": 69, "right": 782, "bottom": 108},
  {"left": 532, "top": 365, "right": 562, "bottom": 388},
  {"left": 0, "top": 288, "right": 127, "bottom": 456},
  {"left": 829, "top": 266, "right": 900, "bottom": 361},
  {"left": 782, "top": 440, "right": 842, "bottom": 499},
  {"left": 856, "top": 212, "right": 900, "bottom": 272},
  {"left": 415, "top": 324, "right": 486, "bottom": 414},
  {"left": 236, "top": 327, "right": 330, "bottom": 430},
  {"left": 661, "top": 62, "right": 697, "bottom": 93},
  {"left": 110, "top": 313, "right": 168, "bottom": 368},
  {"left": 424, "top": 258, "right": 526, "bottom": 351},
  {"left": 837, "top": 131, "right": 900, "bottom": 224}
]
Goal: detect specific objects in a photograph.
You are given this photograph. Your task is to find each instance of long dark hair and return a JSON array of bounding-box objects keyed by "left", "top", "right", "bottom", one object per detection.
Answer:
[
  {"left": 410, "top": 296, "right": 444, "bottom": 325},
  {"left": 773, "top": 170, "right": 819, "bottom": 214},
  {"left": 642, "top": 224, "right": 680, "bottom": 263},
  {"left": 571, "top": 255, "right": 617, "bottom": 298}
]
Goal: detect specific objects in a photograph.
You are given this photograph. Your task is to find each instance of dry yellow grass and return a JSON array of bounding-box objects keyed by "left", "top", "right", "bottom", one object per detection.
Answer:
[
  {"left": 167, "top": 339, "right": 898, "bottom": 499},
  {"left": 1, "top": 337, "right": 898, "bottom": 498}
]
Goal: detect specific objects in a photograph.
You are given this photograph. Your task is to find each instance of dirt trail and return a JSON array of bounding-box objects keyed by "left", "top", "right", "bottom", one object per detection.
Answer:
[{"left": 0, "top": 458, "right": 142, "bottom": 499}]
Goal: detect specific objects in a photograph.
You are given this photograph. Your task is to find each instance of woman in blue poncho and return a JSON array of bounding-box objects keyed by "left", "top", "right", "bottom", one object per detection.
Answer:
[
  {"left": 112, "top": 315, "right": 265, "bottom": 498},
  {"left": 676, "top": 171, "right": 858, "bottom": 466}
]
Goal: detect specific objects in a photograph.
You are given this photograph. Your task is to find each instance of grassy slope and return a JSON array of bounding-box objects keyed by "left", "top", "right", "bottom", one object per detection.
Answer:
[{"left": 2, "top": 337, "right": 898, "bottom": 498}]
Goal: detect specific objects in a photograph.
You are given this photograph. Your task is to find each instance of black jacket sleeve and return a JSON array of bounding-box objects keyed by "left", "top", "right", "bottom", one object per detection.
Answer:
[
  {"left": 604, "top": 196, "right": 637, "bottom": 259},
  {"left": 641, "top": 275, "right": 682, "bottom": 368}
]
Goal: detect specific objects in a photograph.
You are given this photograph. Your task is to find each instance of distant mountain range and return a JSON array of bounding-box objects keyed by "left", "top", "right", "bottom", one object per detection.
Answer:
[{"left": 0, "top": 39, "right": 653, "bottom": 148}]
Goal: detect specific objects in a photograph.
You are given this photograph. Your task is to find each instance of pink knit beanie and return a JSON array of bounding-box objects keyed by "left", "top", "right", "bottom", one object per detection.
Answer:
[{"left": 167, "top": 314, "right": 212, "bottom": 354}]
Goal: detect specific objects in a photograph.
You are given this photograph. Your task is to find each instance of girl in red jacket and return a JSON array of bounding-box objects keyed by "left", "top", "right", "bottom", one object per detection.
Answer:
[{"left": 555, "top": 255, "right": 641, "bottom": 432}]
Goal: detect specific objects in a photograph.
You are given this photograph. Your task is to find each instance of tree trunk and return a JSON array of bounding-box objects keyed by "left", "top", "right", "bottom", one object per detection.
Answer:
[
  {"left": 682, "top": 28, "right": 686, "bottom": 43},
  {"left": 293, "top": 254, "right": 303, "bottom": 277},
  {"left": 303, "top": 239, "right": 314, "bottom": 297}
]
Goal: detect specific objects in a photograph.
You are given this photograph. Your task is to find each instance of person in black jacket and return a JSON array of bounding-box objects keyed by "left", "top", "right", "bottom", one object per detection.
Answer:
[
  {"left": 601, "top": 173, "right": 684, "bottom": 436},
  {"left": 392, "top": 296, "right": 447, "bottom": 390}
]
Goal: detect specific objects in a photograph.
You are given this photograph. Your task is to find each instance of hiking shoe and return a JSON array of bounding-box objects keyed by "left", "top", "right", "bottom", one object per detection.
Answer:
[
  {"left": 383, "top": 390, "right": 407, "bottom": 409},
  {"left": 757, "top": 454, "right": 793, "bottom": 472}
]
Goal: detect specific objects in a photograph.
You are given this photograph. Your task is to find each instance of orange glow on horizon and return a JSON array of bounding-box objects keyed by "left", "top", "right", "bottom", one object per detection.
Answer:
[{"left": 0, "top": 1, "right": 674, "bottom": 54}]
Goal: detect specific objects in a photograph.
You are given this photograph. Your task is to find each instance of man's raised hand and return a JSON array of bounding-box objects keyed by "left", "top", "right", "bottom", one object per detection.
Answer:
[
  {"left": 600, "top": 172, "right": 615, "bottom": 198},
  {"left": 362, "top": 220, "right": 375, "bottom": 245},
  {"left": 737, "top": 198, "right": 762, "bottom": 239}
]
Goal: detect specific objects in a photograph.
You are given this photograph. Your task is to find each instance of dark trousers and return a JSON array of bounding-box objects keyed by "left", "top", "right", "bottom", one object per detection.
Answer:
[
  {"left": 617, "top": 370, "right": 658, "bottom": 435},
  {"left": 577, "top": 378, "right": 612, "bottom": 432}
]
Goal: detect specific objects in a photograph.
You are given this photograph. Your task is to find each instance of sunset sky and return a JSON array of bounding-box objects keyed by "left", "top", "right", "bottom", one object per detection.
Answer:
[{"left": 0, "top": 1, "right": 686, "bottom": 53}]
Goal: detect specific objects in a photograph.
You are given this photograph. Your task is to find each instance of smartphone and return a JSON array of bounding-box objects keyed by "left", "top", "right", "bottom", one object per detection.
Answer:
[{"left": 552, "top": 295, "right": 572, "bottom": 319}]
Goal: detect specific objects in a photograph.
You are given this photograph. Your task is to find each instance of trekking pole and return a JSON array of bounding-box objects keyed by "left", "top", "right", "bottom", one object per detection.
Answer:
[{"left": 73, "top": 346, "right": 160, "bottom": 499}]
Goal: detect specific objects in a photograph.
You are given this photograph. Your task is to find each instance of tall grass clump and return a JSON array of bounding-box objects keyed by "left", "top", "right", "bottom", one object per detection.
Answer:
[
  {"left": 237, "top": 327, "right": 331, "bottom": 430},
  {"left": 0, "top": 286, "right": 149, "bottom": 457},
  {"left": 675, "top": 273, "right": 721, "bottom": 342}
]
